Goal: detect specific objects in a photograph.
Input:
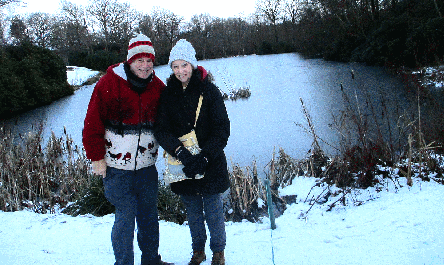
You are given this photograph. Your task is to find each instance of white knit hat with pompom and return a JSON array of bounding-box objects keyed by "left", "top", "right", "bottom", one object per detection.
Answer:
[{"left": 168, "top": 39, "right": 198, "bottom": 68}]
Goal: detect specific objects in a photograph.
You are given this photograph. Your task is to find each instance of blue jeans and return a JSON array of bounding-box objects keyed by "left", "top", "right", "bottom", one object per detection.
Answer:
[
  {"left": 103, "top": 166, "right": 161, "bottom": 265},
  {"left": 182, "top": 194, "right": 226, "bottom": 253}
]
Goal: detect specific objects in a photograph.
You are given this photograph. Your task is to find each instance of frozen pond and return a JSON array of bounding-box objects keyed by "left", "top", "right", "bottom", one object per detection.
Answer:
[{"left": 5, "top": 53, "right": 409, "bottom": 178}]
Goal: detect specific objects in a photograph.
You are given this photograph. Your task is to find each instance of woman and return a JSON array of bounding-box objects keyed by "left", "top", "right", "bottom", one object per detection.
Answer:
[{"left": 154, "top": 39, "right": 230, "bottom": 265}]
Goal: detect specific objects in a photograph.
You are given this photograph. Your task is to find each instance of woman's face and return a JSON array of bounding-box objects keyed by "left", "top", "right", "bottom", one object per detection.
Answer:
[
  {"left": 130, "top": 57, "right": 154, "bottom": 79},
  {"left": 171, "top": 60, "right": 193, "bottom": 86}
]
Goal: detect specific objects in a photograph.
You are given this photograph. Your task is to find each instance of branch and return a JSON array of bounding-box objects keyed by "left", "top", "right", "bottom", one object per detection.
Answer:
[{"left": 0, "top": 0, "right": 21, "bottom": 8}]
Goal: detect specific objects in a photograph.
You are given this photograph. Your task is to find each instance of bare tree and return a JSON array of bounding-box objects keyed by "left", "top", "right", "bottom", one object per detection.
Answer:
[
  {"left": 9, "top": 16, "right": 29, "bottom": 44},
  {"left": 433, "top": 0, "right": 442, "bottom": 17},
  {"left": 189, "top": 13, "right": 213, "bottom": 59},
  {"left": 26, "top": 12, "right": 54, "bottom": 48},
  {"left": 313, "top": 0, "right": 371, "bottom": 37},
  {"left": 0, "top": 12, "right": 5, "bottom": 44},
  {"left": 150, "top": 7, "right": 183, "bottom": 56},
  {"left": 255, "top": 0, "right": 283, "bottom": 43},
  {"left": 87, "top": 0, "right": 137, "bottom": 51},
  {"left": 315, "top": 0, "right": 350, "bottom": 25},
  {"left": 59, "top": 0, "right": 92, "bottom": 53},
  {"left": 256, "top": 0, "right": 283, "bottom": 25},
  {"left": 137, "top": 14, "right": 154, "bottom": 39},
  {"left": 284, "top": 0, "right": 303, "bottom": 23},
  {"left": 61, "top": 0, "right": 88, "bottom": 28},
  {"left": 226, "top": 17, "right": 250, "bottom": 56},
  {"left": 190, "top": 13, "right": 213, "bottom": 37},
  {"left": 369, "top": 0, "right": 380, "bottom": 21},
  {"left": 206, "top": 18, "right": 230, "bottom": 58}
]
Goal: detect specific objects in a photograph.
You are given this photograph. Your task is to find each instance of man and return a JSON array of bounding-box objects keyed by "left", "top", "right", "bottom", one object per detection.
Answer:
[{"left": 82, "top": 33, "right": 173, "bottom": 265}]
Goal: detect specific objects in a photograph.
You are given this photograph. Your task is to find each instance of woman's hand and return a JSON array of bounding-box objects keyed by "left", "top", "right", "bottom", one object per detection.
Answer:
[
  {"left": 183, "top": 154, "right": 208, "bottom": 178},
  {"left": 176, "top": 146, "right": 194, "bottom": 166}
]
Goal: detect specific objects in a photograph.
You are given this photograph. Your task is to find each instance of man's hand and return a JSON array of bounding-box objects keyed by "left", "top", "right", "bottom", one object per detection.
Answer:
[{"left": 92, "top": 159, "right": 107, "bottom": 178}]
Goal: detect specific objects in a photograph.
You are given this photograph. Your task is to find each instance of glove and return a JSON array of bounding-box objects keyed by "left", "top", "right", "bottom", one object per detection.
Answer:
[
  {"left": 176, "top": 146, "right": 193, "bottom": 166},
  {"left": 92, "top": 159, "right": 107, "bottom": 178},
  {"left": 182, "top": 154, "right": 208, "bottom": 179}
]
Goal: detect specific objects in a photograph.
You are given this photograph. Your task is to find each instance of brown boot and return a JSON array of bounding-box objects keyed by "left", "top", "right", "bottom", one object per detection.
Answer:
[
  {"left": 159, "top": 261, "right": 175, "bottom": 265},
  {"left": 211, "top": 251, "right": 225, "bottom": 265},
  {"left": 188, "top": 250, "right": 206, "bottom": 265}
]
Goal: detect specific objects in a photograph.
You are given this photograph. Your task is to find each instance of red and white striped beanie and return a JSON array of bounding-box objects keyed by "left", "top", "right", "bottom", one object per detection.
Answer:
[{"left": 127, "top": 34, "right": 155, "bottom": 64}]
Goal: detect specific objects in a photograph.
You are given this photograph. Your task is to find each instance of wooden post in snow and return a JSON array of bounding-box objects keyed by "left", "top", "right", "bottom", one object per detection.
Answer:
[{"left": 265, "top": 179, "right": 276, "bottom": 230}]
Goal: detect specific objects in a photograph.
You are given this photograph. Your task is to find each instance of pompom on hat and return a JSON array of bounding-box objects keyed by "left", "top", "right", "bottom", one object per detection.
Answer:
[
  {"left": 127, "top": 33, "right": 155, "bottom": 64},
  {"left": 168, "top": 39, "right": 198, "bottom": 68}
]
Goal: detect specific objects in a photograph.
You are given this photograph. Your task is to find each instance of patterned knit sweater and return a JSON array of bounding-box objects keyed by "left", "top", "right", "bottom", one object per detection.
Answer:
[{"left": 82, "top": 63, "right": 165, "bottom": 170}]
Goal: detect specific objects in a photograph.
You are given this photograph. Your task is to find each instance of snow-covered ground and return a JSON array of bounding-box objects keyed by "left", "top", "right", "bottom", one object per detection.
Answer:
[
  {"left": 1, "top": 65, "right": 444, "bottom": 265},
  {"left": 0, "top": 175, "right": 443, "bottom": 265}
]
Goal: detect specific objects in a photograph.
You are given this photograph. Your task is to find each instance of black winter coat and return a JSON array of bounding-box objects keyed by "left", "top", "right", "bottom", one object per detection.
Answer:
[{"left": 154, "top": 67, "right": 230, "bottom": 196}]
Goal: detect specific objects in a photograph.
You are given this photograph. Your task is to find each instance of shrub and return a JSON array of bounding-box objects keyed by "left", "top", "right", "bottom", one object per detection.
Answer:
[
  {"left": 353, "top": 15, "right": 411, "bottom": 67},
  {"left": 62, "top": 174, "right": 115, "bottom": 217},
  {"left": 157, "top": 182, "right": 187, "bottom": 224},
  {"left": 84, "top": 50, "right": 125, "bottom": 72},
  {"left": 407, "top": 17, "right": 444, "bottom": 66},
  {"left": 0, "top": 44, "right": 73, "bottom": 119}
]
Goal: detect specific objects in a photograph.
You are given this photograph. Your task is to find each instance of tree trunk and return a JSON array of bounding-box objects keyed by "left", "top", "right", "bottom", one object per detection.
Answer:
[
  {"left": 371, "top": 0, "right": 380, "bottom": 21},
  {"left": 433, "top": 0, "right": 443, "bottom": 17}
]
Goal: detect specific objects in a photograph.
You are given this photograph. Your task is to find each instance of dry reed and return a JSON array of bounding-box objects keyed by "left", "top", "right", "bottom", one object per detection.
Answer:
[
  {"left": 226, "top": 161, "right": 265, "bottom": 222},
  {"left": 0, "top": 123, "right": 92, "bottom": 213}
]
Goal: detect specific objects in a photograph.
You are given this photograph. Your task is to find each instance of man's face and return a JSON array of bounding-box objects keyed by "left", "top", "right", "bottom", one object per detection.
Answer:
[{"left": 130, "top": 57, "right": 154, "bottom": 79}]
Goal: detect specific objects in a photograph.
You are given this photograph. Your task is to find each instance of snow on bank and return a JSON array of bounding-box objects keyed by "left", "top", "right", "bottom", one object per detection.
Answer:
[
  {"left": 66, "top": 66, "right": 100, "bottom": 86},
  {"left": 412, "top": 65, "right": 444, "bottom": 89},
  {"left": 1, "top": 175, "right": 443, "bottom": 265}
]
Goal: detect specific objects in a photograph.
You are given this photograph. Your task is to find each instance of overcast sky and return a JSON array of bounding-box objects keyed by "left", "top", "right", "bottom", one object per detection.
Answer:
[{"left": 14, "top": 0, "right": 257, "bottom": 20}]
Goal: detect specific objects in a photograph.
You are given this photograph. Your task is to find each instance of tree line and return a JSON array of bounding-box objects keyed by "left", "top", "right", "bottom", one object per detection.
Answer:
[
  {"left": 1, "top": 0, "right": 442, "bottom": 117},
  {"left": 0, "top": 0, "right": 444, "bottom": 70},
  {"left": 1, "top": 0, "right": 443, "bottom": 70}
]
